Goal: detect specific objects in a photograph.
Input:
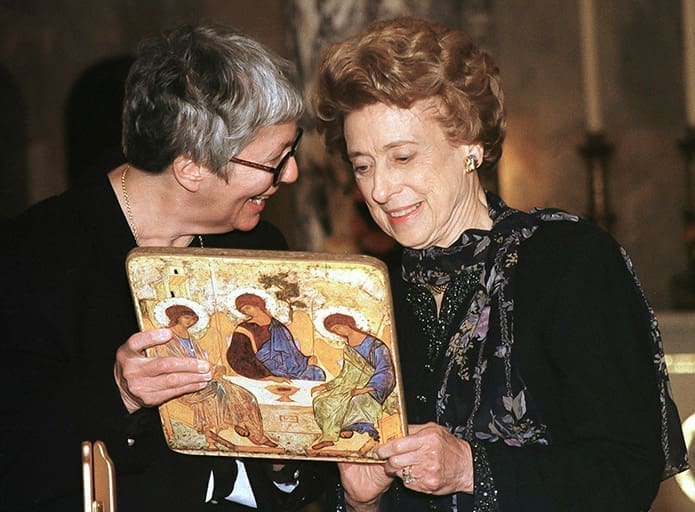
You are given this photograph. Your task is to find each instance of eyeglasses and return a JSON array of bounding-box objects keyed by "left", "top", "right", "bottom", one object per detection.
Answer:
[{"left": 229, "top": 127, "right": 303, "bottom": 186}]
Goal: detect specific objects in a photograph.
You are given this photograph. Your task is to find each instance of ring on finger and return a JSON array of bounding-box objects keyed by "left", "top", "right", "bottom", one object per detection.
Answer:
[{"left": 401, "top": 464, "right": 417, "bottom": 485}]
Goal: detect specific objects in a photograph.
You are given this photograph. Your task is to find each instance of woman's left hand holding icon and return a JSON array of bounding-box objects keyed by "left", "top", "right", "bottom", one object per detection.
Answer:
[{"left": 114, "top": 328, "right": 212, "bottom": 413}]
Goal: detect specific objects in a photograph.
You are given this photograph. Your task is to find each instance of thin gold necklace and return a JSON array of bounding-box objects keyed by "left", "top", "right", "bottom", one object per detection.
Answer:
[
  {"left": 423, "top": 282, "right": 448, "bottom": 295},
  {"left": 120, "top": 165, "right": 203, "bottom": 248}
]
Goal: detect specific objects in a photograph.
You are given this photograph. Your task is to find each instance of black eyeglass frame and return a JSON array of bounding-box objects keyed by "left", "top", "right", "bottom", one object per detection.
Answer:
[{"left": 229, "top": 127, "right": 303, "bottom": 186}]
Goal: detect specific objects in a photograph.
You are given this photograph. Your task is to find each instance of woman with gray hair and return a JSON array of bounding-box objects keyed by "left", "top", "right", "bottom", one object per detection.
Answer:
[{"left": 1, "top": 23, "right": 326, "bottom": 511}]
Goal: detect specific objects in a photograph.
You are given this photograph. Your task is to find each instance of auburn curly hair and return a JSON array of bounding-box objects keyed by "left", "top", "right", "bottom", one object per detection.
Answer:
[{"left": 313, "top": 16, "right": 505, "bottom": 171}]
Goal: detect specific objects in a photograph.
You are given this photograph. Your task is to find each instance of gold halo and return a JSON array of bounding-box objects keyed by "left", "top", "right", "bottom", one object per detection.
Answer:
[
  {"left": 225, "top": 287, "right": 290, "bottom": 324},
  {"left": 313, "top": 306, "right": 371, "bottom": 347},
  {"left": 153, "top": 297, "right": 210, "bottom": 335}
]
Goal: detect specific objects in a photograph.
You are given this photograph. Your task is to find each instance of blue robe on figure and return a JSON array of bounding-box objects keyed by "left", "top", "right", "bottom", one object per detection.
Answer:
[{"left": 256, "top": 318, "right": 325, "bottom": 381}]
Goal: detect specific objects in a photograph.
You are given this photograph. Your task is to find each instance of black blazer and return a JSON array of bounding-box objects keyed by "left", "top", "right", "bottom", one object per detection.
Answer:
[{"left": 387, "top": 221, "right": 663, "bottom": 511}]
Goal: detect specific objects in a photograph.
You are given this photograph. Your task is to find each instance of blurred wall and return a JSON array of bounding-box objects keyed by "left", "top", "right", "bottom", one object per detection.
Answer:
[
  {"left": 0, "top": 0, "right": 294, "bottom": 227},
  {"left": 494, "top": 0, "right": 687, "bottom": 309}
]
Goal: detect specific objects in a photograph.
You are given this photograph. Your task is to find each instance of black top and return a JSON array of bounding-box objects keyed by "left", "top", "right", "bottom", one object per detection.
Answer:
[
  {"left": 0, "top": 177, "right": 329, "bottom": 511},
  {"left": 387, "top": 220, "right": 664, "bottom": 511}
]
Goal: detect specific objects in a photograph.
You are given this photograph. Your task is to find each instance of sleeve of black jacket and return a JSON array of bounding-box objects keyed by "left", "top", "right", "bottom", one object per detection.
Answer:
[{"left": 484, "top": 221, "right": 664, "bottom": 511}]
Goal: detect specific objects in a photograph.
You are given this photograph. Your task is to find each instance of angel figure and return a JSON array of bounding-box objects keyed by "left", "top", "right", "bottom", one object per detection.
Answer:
[
  {"left": 227, "top": 293, "right": 325, "bottom": 381},
  {"left": 159, "top": 304, "right": 277, "bottom": 448},
  {"left": 310, "top": 313, "right": 396, "bottom": 451}
]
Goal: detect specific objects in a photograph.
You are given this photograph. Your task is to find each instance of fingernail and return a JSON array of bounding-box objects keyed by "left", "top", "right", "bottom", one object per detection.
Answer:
[{"left": 198, "top": 361, "right": 211, "bottom": 372}]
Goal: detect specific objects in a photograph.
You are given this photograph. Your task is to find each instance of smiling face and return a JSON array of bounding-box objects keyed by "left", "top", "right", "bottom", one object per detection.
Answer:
[
  {"left": 344, "top": 101, "right": 491, "bottom": 249},
  {"left": 196, "top": 122, "right": 299, "bottom": 233}
]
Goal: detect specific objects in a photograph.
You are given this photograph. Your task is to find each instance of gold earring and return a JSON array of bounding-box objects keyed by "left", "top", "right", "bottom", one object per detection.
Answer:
[{"left": 465, "top": 154, "right": 477, "bottom": 174}]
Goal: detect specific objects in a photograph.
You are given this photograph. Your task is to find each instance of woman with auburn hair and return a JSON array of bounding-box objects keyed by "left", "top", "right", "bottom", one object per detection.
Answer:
[{"left": 314, "top": 16, "right": 687, "bottom": 512}]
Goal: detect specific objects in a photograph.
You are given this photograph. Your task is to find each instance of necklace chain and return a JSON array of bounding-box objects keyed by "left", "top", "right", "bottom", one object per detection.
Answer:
[
  {"left": 424, "top": 282, "right": 448, "bottom": 295},
  {"left": 120, "top": 165, "right": 203, "bottom": 248},
  {"left": 121, "top": 165, "right": 140, "bottom": 245}
]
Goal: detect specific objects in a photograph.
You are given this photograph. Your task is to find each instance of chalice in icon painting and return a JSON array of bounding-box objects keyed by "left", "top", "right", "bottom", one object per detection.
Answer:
[{"left": 266, "top": 384, "right": 299, "bottom": 402}]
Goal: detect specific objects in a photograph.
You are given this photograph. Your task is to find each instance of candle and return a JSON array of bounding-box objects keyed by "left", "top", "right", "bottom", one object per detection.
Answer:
[
  {"left": 684, "top": 0, "right": 695, "bottom": 126},
  {"left": 578, "top": 0, "right": 603, "bottom": 132}
]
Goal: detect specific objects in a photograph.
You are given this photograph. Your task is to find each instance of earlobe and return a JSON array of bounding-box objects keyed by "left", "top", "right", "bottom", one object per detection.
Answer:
[{"left": 172, "top": 156, "right": 205, "bottom": 192}]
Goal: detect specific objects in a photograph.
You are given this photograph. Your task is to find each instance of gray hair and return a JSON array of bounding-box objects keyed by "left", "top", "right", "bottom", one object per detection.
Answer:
[{"left": 122, "top": 23, "right": 304, "bottom": 175}]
